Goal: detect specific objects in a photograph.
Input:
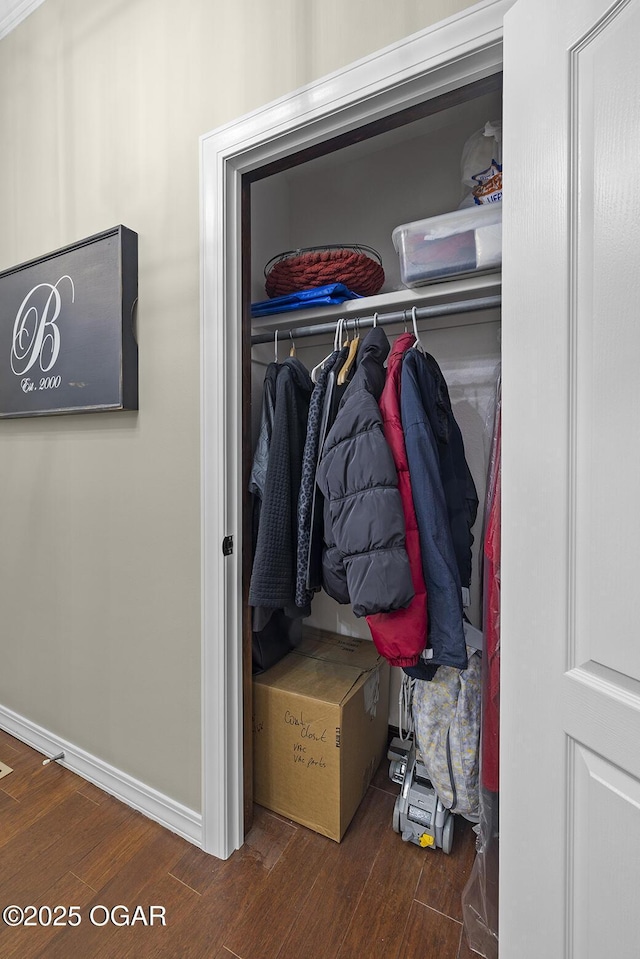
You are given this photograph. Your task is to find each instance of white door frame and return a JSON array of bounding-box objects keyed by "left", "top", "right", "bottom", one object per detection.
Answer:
[{"left": 199, "top": 0, "right": 514, "bottom": 860}]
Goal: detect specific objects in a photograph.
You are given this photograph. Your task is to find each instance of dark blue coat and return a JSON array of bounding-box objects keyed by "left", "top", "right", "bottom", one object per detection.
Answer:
[{"left": 401, "top": 348, "right": 478, "bottom": 670}]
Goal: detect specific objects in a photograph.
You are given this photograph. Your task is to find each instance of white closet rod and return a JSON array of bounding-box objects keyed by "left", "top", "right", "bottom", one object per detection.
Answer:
[{"left": 250, "top": 294, "right": 501, "bottom": 345}]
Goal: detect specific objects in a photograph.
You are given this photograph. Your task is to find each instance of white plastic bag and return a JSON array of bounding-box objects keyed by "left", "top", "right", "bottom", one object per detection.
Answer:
[{"left": 459, "top": 121, "right": 502, "bottom": 208}]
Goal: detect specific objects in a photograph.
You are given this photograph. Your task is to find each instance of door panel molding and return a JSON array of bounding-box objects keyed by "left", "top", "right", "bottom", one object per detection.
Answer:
[
  {"left": 569, "top": 0, "right": 640, "bottom": 679},
  {"left": 569, "top": 741, "right": 640, "bottom": 959},
  {"left": 563, "top": 667, "right": 640, "bottom": 782}
]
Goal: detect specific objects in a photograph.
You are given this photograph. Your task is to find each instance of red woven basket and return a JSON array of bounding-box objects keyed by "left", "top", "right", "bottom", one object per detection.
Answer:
[{"left": 264, "top": 244, "right": 385, "bottom": 298}]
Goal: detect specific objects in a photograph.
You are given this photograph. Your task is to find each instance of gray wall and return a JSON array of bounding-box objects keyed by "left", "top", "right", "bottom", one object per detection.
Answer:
[{"left": 0, "top": 0, "right": 478, "bottom": 814}]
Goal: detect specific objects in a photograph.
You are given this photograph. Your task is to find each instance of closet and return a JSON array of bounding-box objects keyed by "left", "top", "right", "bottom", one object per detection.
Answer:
[
  {"left": 202, "top": 1, "right": 640, "bottom": 955},
  {"left": 199, "top": 0, "right": 511, "bottom": 887},
  {"left": 238, "top": 70, "right": 503, "bottom": 952},
  {"left": 245, "top": 75, "right": 503, "bottom": 761}
]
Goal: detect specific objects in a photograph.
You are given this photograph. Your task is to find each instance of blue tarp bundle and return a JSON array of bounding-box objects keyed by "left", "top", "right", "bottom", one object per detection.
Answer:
[{"left": 251, "top": 283, "right": 361, "bottom": 317}]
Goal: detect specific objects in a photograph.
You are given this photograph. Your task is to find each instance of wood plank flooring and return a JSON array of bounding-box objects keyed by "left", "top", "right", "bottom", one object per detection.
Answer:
[{"left": 0, "top": 729, "right": 478, "bottom": 958}]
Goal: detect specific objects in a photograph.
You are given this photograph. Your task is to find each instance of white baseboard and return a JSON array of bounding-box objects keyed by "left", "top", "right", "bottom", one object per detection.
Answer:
[{"left": 0, "top": 703, "right": 202, "bottom": 848}]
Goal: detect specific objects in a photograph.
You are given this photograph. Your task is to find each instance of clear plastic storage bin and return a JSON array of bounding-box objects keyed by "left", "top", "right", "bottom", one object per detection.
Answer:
[{"left": 392, "top": 201, "right": 502, "bottom": 287}]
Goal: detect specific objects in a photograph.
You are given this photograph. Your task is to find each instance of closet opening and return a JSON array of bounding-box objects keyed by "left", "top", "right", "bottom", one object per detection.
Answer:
[
  {"left": 244, "top": 73, "right": 502, "bottom": 185},
  {"left": 242, "top": 65, "right": 503, "bottom": 847}
]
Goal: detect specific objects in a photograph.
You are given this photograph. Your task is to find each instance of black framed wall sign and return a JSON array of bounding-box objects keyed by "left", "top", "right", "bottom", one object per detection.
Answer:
[{"left": 0, "top": 225, "right": 138, "bottom": 418}]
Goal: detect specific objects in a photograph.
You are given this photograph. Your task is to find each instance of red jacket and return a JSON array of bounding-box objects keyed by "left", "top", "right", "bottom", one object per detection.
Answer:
[
  {"left": 482, "top": 400, "right": 501, "bottom": 793},
  {"left": 366, "top": 333, "right": 428, "bottom": 666}
]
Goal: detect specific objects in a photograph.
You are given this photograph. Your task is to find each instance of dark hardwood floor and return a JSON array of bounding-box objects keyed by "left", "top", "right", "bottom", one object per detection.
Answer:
[{"left": 0, "top": 728, "right": 478, "bottom": 958}]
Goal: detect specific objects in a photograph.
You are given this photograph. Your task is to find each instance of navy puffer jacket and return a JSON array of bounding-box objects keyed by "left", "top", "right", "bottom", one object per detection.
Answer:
[{"left": 316, "top": 327, "right": 414, "bottom": 617}]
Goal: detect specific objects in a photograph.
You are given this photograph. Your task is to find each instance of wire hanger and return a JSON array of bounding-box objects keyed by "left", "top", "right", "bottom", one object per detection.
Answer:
[
  {"left": 311, "top": 317, "right": 343, "bottom": 384},
  {"left": 410, "top": 307, "right": 425, "bottom": 352},
  {"left": 372, "top": 312, "right": 378, "bottom": 328},
  {"left": 274, "top": 329, "right": 279, "bottom": 363},
  {"left": 289, "top": 330, "right": 296, "bottom": 357}
]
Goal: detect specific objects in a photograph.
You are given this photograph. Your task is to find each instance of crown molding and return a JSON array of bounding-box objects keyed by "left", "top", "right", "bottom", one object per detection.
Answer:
[{"left": 0, "top": 0, "right": 46, "bottom": 41}]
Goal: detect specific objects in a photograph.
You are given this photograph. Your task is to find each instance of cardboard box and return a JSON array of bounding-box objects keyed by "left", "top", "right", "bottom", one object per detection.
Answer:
[{"left": 253, "top": 629, "right": 390, "bottom": 842}]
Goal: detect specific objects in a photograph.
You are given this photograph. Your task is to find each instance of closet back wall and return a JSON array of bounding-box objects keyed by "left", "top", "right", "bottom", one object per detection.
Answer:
[
  {"left": 0, "top": 0, "right": 479, "bottom": 816},
  {"left": 251, "top": 319, "right": 500, "bottom": 726}
]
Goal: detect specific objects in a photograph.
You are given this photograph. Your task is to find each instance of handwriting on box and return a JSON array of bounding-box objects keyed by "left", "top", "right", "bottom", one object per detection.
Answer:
[{"left": 285, "top": 710, "right": 328, "bottom": 770}]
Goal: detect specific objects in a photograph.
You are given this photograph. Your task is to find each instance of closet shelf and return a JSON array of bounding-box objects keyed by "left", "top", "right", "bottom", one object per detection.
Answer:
[{"left": 250, "top": 270, "right": 501, "bottom": 344}]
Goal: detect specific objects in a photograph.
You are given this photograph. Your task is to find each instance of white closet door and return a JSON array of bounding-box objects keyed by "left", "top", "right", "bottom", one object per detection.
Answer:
[{"left": 501, "top": 0, "right": 640, "bottom": 956}]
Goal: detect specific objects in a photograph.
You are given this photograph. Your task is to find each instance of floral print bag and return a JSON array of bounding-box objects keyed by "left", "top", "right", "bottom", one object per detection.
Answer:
[{"left": 412, "top": 646, "right": 481, "bottom": 820}]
